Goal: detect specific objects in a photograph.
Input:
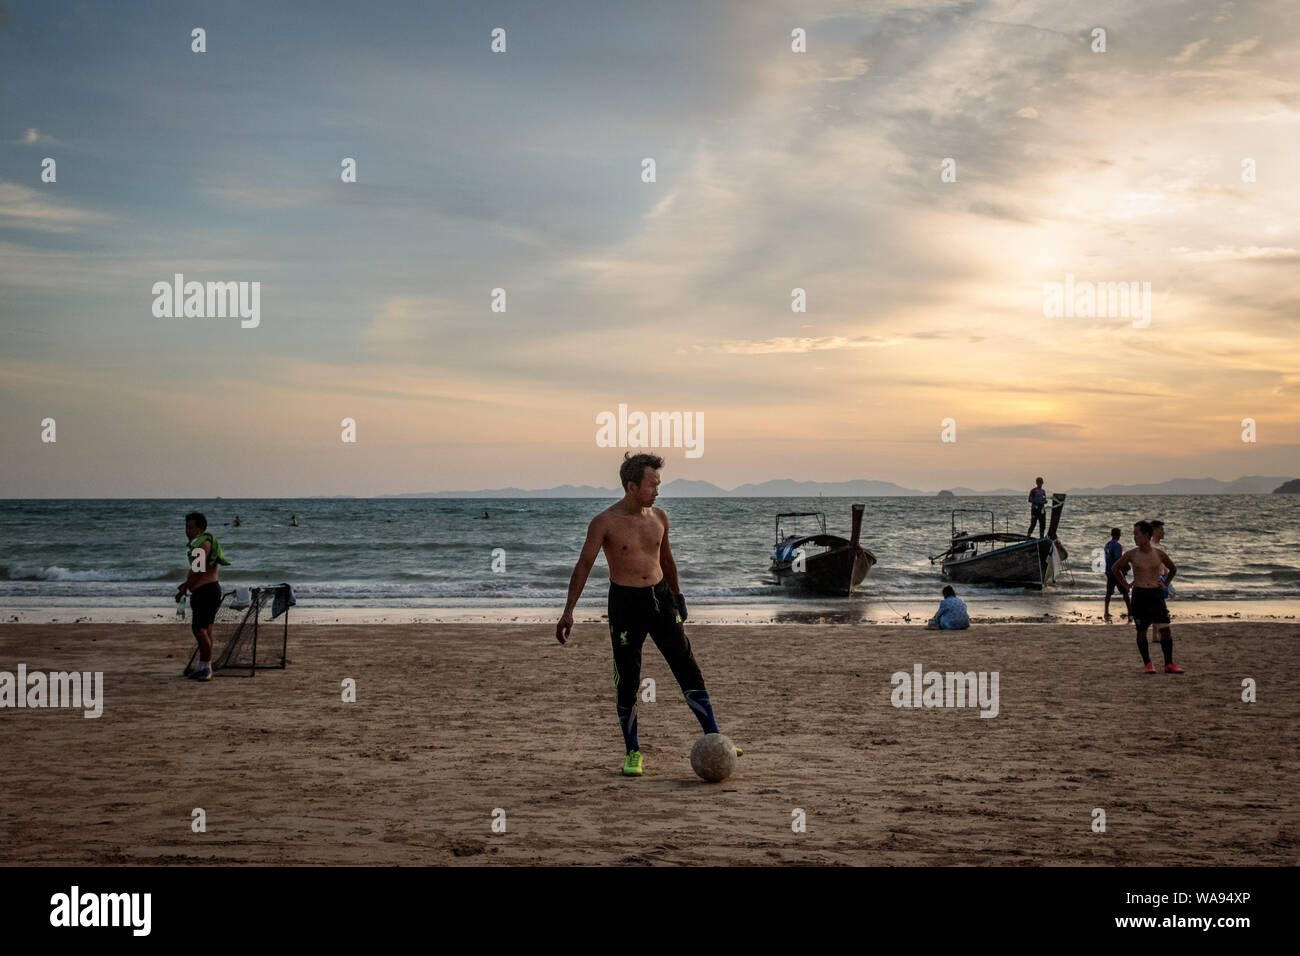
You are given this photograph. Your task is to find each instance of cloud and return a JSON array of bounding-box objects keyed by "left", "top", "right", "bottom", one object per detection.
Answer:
[
  {"left": 0, "top": 181, "right": 107, "bottom": 233},
  {"left": 960, "top": 422, "right": 1086, "bottom": 441},
  {"left": 1173, "top": 246, "right": 1300, "bottom": 263},
  {"left": 1170, "top": 38, "right": 1210, "bottom": 64},
  {"left": 203, "top": 181, "right": 328, "bottom": 209},
  {"left": 17, "top": 128, "right": 59, "bottom": 145},
  {"left": 714, "top": 335, "right": 899, "bottom": 355},
  {"left": 1208, "top": 35, "right": 1263, "bottom": 66},
  {"left": 968, "top": 200, "right": 1036, "bottom": 224},
  {"left": 826, "top": 56, "right": 870, "bottom": 83}
]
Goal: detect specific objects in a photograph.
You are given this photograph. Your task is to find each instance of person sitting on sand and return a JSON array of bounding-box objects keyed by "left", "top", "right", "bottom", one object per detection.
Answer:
[
  {"left": 926, "top": 585, "right": 970, "bottom": 630},
  {"left": 1103, "top": 527, "right": 1130, "bottom": 621},
  {"left": 176, "top": 511, "right": 231, "bottom": 682},
  {"left": 556, "top": 452, "right": 741, "bottom": 778},
  {"left": 1111, "top": 520, "right": 1182, "bottom": 675}
]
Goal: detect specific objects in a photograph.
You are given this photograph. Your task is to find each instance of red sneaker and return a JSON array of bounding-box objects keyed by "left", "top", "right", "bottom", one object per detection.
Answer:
[
  {"left": 1164, "top": 663, "right": 1184, "bottom": 674},
  {"left": 1144, "top": 662, "right": 1157, "bottom": 674}
]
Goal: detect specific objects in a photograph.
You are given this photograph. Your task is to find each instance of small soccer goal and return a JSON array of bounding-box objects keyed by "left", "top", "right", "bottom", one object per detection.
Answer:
[{"left": 184, "top": 585, "right": 291, "bottom": 677}]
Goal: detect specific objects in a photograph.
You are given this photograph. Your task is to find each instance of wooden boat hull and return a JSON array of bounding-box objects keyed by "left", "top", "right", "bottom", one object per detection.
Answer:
[
  {"left": 941, "top": 536, "right": 1054, "bottom": 589},
  {"left": 772, "top": 545, "right": 876, "bottom": 596}
]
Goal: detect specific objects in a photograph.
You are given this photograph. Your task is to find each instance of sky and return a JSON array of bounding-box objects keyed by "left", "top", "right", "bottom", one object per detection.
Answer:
[{"left": 1, "top": 0, "right": 1298, "bottom": 496}]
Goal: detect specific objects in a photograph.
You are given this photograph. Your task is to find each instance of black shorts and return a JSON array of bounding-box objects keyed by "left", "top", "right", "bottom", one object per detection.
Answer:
[
  {"left": 190, "top": 582, "right": 223, "bottom": 630},
  {"left": 1130, "top": 586, "right": 1170, "bottom": 630},
  {"left": 1105, "top": 573, "right": 1124, "bottom": 597}
]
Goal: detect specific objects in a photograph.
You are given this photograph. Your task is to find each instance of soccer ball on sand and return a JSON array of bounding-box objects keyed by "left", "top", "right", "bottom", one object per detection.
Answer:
[{"left": 690, "top": 733, "right": 737, "bottom": 782}]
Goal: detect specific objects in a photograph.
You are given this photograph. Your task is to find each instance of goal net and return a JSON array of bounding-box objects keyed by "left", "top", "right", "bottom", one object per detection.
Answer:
[{"left": 184, "top": 585, "right": 290, "bottom": 677}]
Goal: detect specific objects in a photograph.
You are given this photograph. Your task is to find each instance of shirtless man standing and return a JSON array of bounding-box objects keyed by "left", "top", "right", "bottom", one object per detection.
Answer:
[
  {"left": 556, "top": 453, "right": 739, "bottom": 777},
  {"left": 1110, "top": 520, "right": 1183, "bottom": 675}
]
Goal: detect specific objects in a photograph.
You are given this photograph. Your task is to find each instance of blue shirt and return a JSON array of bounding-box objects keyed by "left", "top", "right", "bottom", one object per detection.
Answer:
[
  {"left": 1104, "top": 539, "right": 1123, "bottom": 573},
  {"left": 932, "top": 595, "right": 970, "bottom": 630},
  {"left": 1029, "top": 487, "right": 1047, "bottom": 508}
]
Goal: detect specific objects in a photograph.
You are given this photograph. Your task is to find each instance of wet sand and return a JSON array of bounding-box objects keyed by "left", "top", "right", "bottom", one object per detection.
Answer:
[
  {"left": 3, "top": 599, "right": 1297, "bottom": 626},
  {"left": 1, "top": 621, "right": 1296, "bottom": 865}
]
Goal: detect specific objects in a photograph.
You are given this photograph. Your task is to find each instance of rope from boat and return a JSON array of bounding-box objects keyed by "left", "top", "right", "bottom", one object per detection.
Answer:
[{"left": 875, "top": 589, "right": 912, "bottom": 623}]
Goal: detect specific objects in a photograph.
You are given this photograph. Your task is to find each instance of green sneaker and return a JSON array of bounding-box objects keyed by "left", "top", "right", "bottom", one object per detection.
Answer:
[
  {"left": 735, "top": 745, "right": 743, "bottom": 757},
  {"left": 621, "top": 750, "right": 644, "bottom": 776}
]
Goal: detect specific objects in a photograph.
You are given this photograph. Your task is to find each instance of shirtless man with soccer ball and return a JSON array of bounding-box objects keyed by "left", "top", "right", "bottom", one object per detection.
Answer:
[{"left": 556, "top": 453, "right": 741, "bottom": 779}]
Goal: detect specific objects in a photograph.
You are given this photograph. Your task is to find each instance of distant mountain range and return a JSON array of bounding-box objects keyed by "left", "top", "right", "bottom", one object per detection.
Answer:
[
  {"left": 379, "top": 475, "right": 1295, "bottom": 498},
  {"left": 1063, "top": 476, "right": 1292, "bottom": 495}
]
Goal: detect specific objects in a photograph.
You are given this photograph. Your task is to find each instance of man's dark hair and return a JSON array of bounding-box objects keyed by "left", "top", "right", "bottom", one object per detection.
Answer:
[
  {"left": 1110, "top": 527, "right": 1121, "bottom": 538},
  {"left": 619, "top": 452, "right": 664, "bottom": 492},
  {"left": 1149, "top": 519, "right": 1164, "bottom": 530},
  {"left": 942, "top": 585, "right": 955, "bottom": 598},
  {"left": 1134, "top": 520, "right": 1153, "bottom": 537},
  {"left": 186, "top": 511, "right": 207, "bottom": 531}
]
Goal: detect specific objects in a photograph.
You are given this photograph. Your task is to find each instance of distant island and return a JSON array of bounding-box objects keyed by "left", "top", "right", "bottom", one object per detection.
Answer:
[{"left": 379, "top": 474, "right": 1294, "bottom": 498}]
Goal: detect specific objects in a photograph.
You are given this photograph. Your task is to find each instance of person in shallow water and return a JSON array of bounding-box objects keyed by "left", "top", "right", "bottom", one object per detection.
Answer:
[{"left": 1103, "top": 526, "right": 1131, "bottom": 621}]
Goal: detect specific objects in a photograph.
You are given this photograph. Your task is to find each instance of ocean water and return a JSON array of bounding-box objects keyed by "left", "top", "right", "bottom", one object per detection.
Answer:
[{"left": 1, "top": 496, "right": 1296, "bottom": 620}]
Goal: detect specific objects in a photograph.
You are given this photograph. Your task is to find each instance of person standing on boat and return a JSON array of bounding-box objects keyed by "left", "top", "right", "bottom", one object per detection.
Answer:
[
  {"left": 555, "top": 452, "right": 740, "bottom": 778},
  {"left": 1027, "top": 477, "right": 1048, "bottom": 537}
]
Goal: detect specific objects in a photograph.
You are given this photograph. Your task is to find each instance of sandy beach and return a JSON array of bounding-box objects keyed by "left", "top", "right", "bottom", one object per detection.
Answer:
[{"left": 1, "top": 620, "right": 1296, "bottom": 866}]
